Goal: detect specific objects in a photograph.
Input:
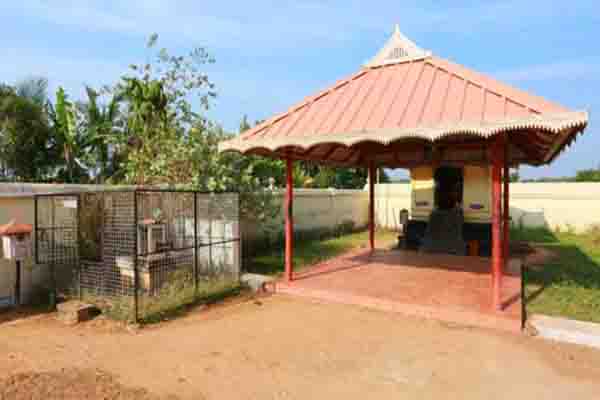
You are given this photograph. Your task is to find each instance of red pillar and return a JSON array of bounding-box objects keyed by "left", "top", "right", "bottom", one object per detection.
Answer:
[
  {"left": 368, "top": 162, "right": 376, "bottom": 252},
  {"left": 503, "top": 141, "right": 510, "bottom": 268},
  {"left": 491, "top": 136, "right": 504, "bottom": 310},
  {"left": 285, "top": 157, "right": 294, "bottom": 282}
]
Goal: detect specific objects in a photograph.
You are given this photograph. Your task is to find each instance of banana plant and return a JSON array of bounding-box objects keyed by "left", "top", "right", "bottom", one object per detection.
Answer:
[
  {"left": 51, "top": 87, "right": 80, "bottom": 182},
  {"left": 122, "top": 77, "right": 169, "bottom": 138},
  {"left": 81, "top": 86, "right": 123, "bottom": 183}
]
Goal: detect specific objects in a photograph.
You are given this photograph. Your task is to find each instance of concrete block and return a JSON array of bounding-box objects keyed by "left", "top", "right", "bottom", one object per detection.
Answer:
[
  {"left": 56, "top": 300, "right": 98, "bottom": 325},
  {"left": 241, "top": 273, "right": 275, "bottom": 293}
]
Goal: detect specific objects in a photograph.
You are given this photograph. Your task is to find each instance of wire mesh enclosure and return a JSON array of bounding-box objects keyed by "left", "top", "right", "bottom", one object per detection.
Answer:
[
  {"left": 35, "top": 189, "right": 240, "bottom": 322},
  {"left": 34, "top": 194, "right": 80, "bottom": 296}
]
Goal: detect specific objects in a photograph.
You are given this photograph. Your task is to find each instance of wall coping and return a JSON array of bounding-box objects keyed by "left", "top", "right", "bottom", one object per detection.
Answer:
[{"left": 0, "top": 183, "right": 367, "bottom": 198}]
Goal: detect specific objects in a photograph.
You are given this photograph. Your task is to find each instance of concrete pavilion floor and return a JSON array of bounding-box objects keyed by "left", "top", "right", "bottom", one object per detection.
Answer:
[{"left": 275, "top": 247, "right": 523, "bottom": 333}]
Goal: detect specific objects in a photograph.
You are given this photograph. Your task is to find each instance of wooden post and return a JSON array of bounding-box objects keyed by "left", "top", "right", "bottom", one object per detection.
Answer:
[
  {"left": 285, "top": 157, "right": 294, "bottom": 282},
  {"left": 193, "top": 191, "right": 198, "bottom": 295},
  {"left": 503, "top": 141, "right": 510, "bottom": 269},
  {"left": 491, "top": 136, "right": 504, "bottom": 310},
  {"left": 133, "top": 191, "right": 139, "bottom": 323},
  {"left": 15, "top": 260, "right": 21, "bottom": 306},
  {"left": 368, "top": 162, "right": 376, "bottom": 252}
]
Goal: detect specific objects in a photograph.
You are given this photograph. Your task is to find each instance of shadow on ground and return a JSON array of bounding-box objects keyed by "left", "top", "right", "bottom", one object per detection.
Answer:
[{"left": 0, "top": 305, "right": 51, "bottom": 325}]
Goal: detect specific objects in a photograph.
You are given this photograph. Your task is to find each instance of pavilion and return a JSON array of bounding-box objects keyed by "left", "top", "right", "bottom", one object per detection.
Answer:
[{"left": 220, "top": 26, "right": 588, "bottom": 317}]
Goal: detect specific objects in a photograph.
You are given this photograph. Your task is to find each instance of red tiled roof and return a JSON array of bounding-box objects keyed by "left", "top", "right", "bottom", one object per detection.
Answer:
[{"left": 220, "top": 30, "right": 588, "bottom": 167}]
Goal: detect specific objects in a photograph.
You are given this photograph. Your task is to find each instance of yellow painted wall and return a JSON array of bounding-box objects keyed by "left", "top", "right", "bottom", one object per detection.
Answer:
[
  {"left": 408, "top": 165, "right": 492, "bottom": 223},
  {"left": 462, "top": 166, "right": 492, "bottom": 222},
  {"left": 410, "top": 167, "right": 435, "bottom": 220}
]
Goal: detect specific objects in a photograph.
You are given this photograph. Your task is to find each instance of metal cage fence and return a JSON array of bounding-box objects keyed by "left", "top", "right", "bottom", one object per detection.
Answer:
[{"left": 34, "top": 189, "right": 240, "bottom": 322}]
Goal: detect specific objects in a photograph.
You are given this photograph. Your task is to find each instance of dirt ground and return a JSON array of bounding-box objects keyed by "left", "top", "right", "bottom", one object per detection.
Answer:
[
  {"left": 1, "top": 295, "right": 600, "bottom": 400},
  {"left": 0, "top": 368, "right": 174, "bottom": 400}
]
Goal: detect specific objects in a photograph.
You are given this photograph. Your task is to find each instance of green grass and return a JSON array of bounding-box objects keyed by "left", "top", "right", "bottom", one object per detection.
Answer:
[
  {"left": 246, "top": 229, "right": 398, "bottom": 276},
  {"left": 81, "top": 273, "right": 241, "bottom": 324},
  {"left": 138, "top": 278, "right": 241, "bottom": 324},
  {"left": 516, "top": 227, "right": 600, "bottom": 323}
]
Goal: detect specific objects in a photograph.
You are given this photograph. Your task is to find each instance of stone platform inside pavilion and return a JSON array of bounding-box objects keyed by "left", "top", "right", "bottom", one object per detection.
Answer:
[{"left": 275, "top": 248, "right": 522, "bottom": 333}]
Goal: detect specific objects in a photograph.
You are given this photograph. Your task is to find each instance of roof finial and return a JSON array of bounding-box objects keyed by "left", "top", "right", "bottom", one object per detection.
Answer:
[{"left": 365, "top": 24, "right": 430, "bottom": 68}]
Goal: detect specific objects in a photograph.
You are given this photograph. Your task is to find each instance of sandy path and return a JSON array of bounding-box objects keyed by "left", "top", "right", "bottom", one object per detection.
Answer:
[{"left": 1, "top": 295, "right": 600, "bottom": 399}]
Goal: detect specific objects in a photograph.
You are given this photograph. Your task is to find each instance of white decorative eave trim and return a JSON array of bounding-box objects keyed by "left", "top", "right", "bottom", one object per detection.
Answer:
[{"left": 219, "top": 111, "right": 588, "bottom": 157}]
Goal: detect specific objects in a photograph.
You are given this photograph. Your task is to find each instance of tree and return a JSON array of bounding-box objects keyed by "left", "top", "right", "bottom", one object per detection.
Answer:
[
  {"left": 239, "top": 114, "right": 252, "bottom": 133},
  {"left": 0, "top": 84, "right": 57, "bottom": 181},
  {"left": 312, "top": 167, "right": 337, "bottom": 188},
  {"left": 377, "top": 168, "right": 390, "bottom": 184},
  {"left": 113, "top": 34, "right": 215, "bottom": 185},
  {"left": 14, "top": 77, "right": 48, "bottom": 107},
  {"left": 106, "top": 35, "right": 279, "bottom": 223},
  {"left": 335, "top": 167, "right": 368, "bottom": 188},
  {"left": 49, "top": 87, "right": 83, "bottom": 183},
  {"left": 575, "top": 167, "right": 600, "bottom": 182},
  {"left": 236, "top": 115, "right": 285, "bottom": 187},
  {"left": 237, "top": 114, "right": 378, "bottom": 189},
  {"left": 510, "top": 171, "right": 520, "bottom": 182}
]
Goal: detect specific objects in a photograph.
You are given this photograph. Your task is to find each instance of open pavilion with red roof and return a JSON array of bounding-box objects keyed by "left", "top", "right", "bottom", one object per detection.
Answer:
[{"left": 220, "top": 26, "right": 588, "bottom": 324}]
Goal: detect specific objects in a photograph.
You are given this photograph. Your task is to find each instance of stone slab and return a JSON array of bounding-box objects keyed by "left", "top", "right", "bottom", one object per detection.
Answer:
[
  {"left": 241, "top": 273, "right": 275, "bottom": 293},
  {"left": 530, "top": 314, "right": 600, "bottom": 349},
  {"left": 56, "top": 301, "right": 98, "bottom": 325}
]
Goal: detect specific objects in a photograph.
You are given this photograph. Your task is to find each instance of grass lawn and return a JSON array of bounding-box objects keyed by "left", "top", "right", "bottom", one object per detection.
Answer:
[
  {"left": 513, "top": 227, "right": 600, "bottom": 323},
  {"left": 246, "top": 230, "right": 398, "bottom": 276}
]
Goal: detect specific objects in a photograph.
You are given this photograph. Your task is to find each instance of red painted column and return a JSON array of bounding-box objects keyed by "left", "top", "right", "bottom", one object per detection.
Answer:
[
  {"left": 491, "top": 136, "right": 504, "bottom": 310},
  {"left": 368, "top": 162, "right": 376, "bottom": 252},
  {"left": 503, "top": 141, "right": 510, "bottom": 268},
  {"left": 285, "top": 157, "right": 294, "bottom": 282}
]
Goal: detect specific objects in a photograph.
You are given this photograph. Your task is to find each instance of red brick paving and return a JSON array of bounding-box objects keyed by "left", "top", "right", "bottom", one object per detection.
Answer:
[{"left": 276, "top": 248, "right": 522, "bottom": 333}]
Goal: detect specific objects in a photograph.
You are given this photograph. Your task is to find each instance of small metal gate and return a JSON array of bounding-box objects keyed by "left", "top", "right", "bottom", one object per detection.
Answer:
[{"left": 34, "top": 193, "right": 80, "bottom": 299}]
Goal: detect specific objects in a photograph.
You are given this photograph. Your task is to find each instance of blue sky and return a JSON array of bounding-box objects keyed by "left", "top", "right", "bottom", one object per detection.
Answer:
[{"left": 1, "top": 1, "right": 598, "bottom": 178}]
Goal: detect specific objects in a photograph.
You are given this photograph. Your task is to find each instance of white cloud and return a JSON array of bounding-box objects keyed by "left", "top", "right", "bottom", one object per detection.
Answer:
[
  {"left": 0, "top": 46, "right": 128, "bottom": 99},
  {"left": 3, "top": 1, "right": 359, "bottom": 49},
  {"left": 13, "top": 1, "right": 143, "bottom": 35},
  {"left": 495, "top": 59, "right": 600, "bottom": 83},
  {"left": 5, "top": 0, "right": 599, "bottom": 49},
  {"left": 407, "top": 0, "right": 598, "bottom": 34},
  {"left": 5, "top": 1, "right": 597, "bottom": 56}
]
